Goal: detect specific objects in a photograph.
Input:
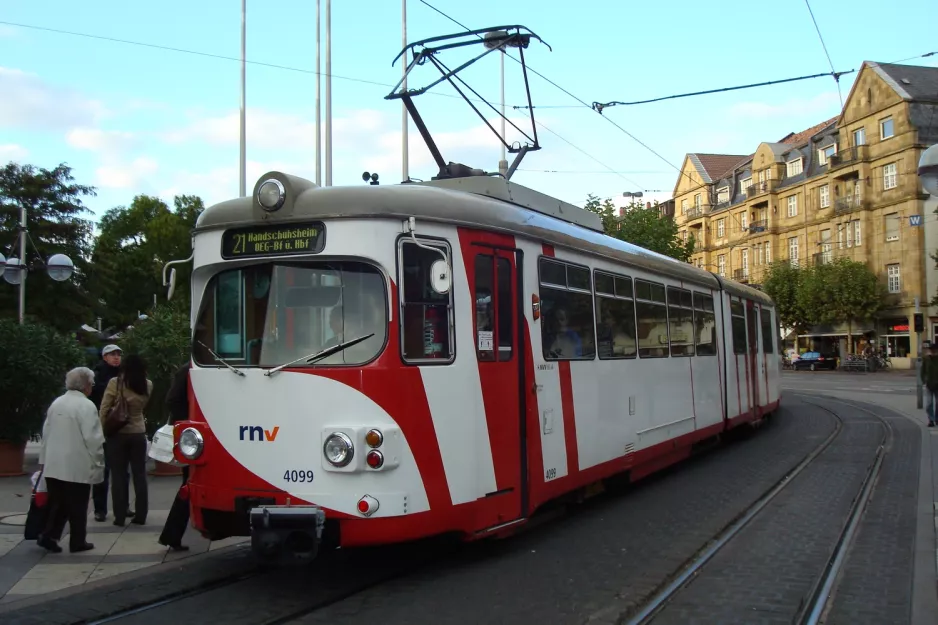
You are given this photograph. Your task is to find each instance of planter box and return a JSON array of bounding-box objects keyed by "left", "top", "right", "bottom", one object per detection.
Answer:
[{"left": 0, "top": 440, "right": 27, "bottom": 477}]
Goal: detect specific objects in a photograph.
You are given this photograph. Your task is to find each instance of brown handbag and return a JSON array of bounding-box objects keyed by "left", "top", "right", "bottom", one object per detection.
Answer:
[{"left": 103, "top": 377, "right": 130, "bottom": 437}]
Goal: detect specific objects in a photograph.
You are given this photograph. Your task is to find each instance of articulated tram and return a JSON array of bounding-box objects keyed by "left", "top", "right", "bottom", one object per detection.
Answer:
[{"left": 166, "top": 171, "right": 780, "bottom": 562}]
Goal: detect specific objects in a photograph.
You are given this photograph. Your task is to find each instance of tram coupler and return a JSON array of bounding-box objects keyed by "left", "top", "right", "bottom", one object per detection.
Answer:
[{"left": 249, "top": 505, "right": 326, "bottom": 565}]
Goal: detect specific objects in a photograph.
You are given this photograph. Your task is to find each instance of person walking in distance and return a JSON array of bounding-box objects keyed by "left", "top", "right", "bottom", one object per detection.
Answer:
[
  {"left": 921, "top": 342, "right": 938, "bottom": 427},
  {"left": 89, "top": 344, "right": 130, "bottom": 522},
  {"left": 99, "top": 354, "right": 153, "bottom": 526},
  {"left": 159, "top": 361, "right": 192, "bottom": 551},
  {"left": 37, "top": 367, "right": 105, "bottom": 553}
]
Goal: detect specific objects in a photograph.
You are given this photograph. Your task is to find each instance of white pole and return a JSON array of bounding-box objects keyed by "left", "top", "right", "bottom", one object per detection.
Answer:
[
  {"left": 239, "top": 0, "right": 247, "bottom": 197},
  {"left": 402, "top": 0, "right": 409, "bottom": 182},
  {"left": 499, "top": 49, "right": 507, "bottom": 177},
  {"left": 18, "top": 204, "right": 25, "bottom": 324},
  {"left": 315, "top": 0, "right": 321, "bottom": 186},
  {"left": 324, "top": 0, "right": 332, "bottom": 187}
]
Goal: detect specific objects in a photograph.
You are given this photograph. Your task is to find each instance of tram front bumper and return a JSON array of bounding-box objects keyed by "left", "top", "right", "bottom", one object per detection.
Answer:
[{"left": 249, "top": 505, "right": 326, "bottom": 564}]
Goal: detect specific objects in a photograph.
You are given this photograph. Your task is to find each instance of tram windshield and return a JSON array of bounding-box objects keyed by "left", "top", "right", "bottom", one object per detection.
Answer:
[{"left": 192, "top": 261, "right": 387, "bottom": 368}]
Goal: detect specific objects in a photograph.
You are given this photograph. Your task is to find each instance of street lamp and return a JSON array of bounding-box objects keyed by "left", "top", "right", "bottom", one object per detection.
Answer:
[{"left": 1, "top": 206, "right": 74, "bottom": 324}]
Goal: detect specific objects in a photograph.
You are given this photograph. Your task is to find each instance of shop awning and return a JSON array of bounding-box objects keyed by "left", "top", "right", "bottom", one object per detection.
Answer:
[{"left": 797, "top": 321, "right": 876, "bottom": 338}]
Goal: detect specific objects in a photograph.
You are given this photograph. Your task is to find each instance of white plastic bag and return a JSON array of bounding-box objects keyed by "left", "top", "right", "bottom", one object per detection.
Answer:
[
  {"left": 30, "top": 470, "right": 47, "bottom": 493},
  {"left": 148, "top": 423, "right": 183, "bottom": 466}
]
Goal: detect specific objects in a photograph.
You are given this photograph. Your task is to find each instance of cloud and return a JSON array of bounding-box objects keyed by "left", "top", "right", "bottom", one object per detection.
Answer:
[
  {"left": 157, "top": 158, "right": 316, "bottom": 207},
  {"left": 0, "top": 25, "right": 18, "bottom": 38},
  {"left": 0, "top": 67, "right": 107, "bottom": 131},
  {"left": 0, "top": 144, "right": 29, "bottom": 162},
  {"left": 67, "top": 128, "right": 137, "bottom": 157},
  {"left": 96, "top": 157, "right": 159, "bottom": 190},
  {"left": 728, "top": 91, "right": 841, "bottom": 120}
]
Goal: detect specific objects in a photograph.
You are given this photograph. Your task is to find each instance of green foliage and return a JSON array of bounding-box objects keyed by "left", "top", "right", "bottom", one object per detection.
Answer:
[
  {"left": 87, "top": 194, "right": 203, "bottom": 329},
  {"left": 0, "top": 319, "right": 84, "bottom": 443},
  {"left": 762, "top": 261, "right": 811, "bottom": 333},
  {"left": 119, "top": 302, "right": 192, "bottom": 435},
  {"left": 583, "top": 194, "right": 695, "bottom": 262},
  {"left": 0, "top": 162, "right": 97, "bottom": 333}
]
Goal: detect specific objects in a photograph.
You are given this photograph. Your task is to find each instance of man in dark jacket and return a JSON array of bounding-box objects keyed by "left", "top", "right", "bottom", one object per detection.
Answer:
[
  {"left": 159, "top": 362, "right": 192, "bottom": 551},
  {"left": 921, "top": 343, "right": 938, "bottom": 427},
  {"left": 90, "top": 344, "right": 130, "bottom": 521}
]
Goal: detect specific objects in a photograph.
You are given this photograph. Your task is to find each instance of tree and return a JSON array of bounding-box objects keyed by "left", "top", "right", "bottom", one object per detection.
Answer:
[
  {"left": 819, "top": 258, "right": 885, "bottom": 353},
  {"left": 87, "top": 194, "right": 203, "bottom": 329},
  {"left": 0, "top": 162, "right": 97, "bottom": 333},
  {"left": 761, "top": 261, "right": 811, "bottom": 334},
  {"left": 583, "top": 194, "right": 695, "bottom": 262}
]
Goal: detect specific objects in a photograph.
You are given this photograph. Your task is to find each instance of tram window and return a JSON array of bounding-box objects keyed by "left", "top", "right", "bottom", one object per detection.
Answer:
[
  {"left": 635, "top": 279, "right": 669, "bottom": 358},
  {"left": 193, "top": 261, "right": 388, "bottom": 368},
  {"left": 473, "top": 255, "right": 513, "bottom": 361},
  {"left": 497, "top": 258, "right": 513, "bottom": 361},
  {"left": 667, "top": 287, "right": 695, "bottom": 357},
  {"left": 401, "top": 240, "right": 453, "bottom": 363},
  {"left": 731, "top": 299, "right": 747, "bottom": 355},
  {"left": 538, "top": 258, "right": 595, "bottom": 360},
  {"left": 760, "top": 308, "right": 775, "bottom": 354},
  {"left": 594, "top": 270, "right": 637, "bottom": 359},
  {"left": 693, "top": 292, "right": 717, "bottom": 356}
]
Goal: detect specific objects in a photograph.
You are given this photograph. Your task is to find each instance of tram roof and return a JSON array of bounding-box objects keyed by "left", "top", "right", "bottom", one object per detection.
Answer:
[{"left": 195, "top": 172, "right": 773, "bottom": 306}]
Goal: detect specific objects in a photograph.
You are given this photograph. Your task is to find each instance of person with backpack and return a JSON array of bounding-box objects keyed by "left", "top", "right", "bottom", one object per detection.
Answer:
[{"left": 158, "top": 361, "right": 192, "bottom": 551}]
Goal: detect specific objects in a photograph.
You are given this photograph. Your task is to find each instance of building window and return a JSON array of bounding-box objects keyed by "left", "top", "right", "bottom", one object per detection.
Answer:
[
  {"left": 740, "top": 212, "right": 748, "bottom": 230},
  {"left": 883, "top": 163, "right": 897, "bottom": 190},
  {"left": 820, "top": 229, "right": 832, "bottom": 263},
  {"left": 731, "top": 300, "right": 747, "bottom": 355},
  {"left": 635, "top": 279, "right": 669, "bottom": 358},
  {"left": 853, "top": 127, "right": 866, "bottom": 146},
  {"left": 718, "top": 254, "right": 726, "bottom": 277},
  {"left": 887, "top": 263, "right": 900, "bottom": 293},
  {"left": 681, "top": 198, "right": 688, "bottom": 214},
  {"left": 694, "top": 193, "right": 702, "bottom": 209},
  {"left": 667, "top": 286, "right": 694, "bottom": 357},
  {"left": 854, "top": 220, "right": 862, "bottom": 246},
  {"left": 717, "top": 219, "right": 725, "bottom": 238},
  {"left": 786, "top": 158, "right": 803, "bottom": 177},
  {"left": 885, "top": 213, "right": 899, "bottom": 241},
  {"left": 758, "top": 243, "right": 765, "bottom": 265},
  {"left": 740, "top": 177, "right": 752, "bottom": 194},
  {"left": 538, "top": 258, "right": 596, "bottom": 360},
  {"left": 741, "top": 249, "right": 749, "bottom": 277},
  {"left": 693, "top": 292, "right": 717, "bottom": 356},
  {"left": 819, "top": 184, "right": 830, "bottom": 208},
  {"left": 881, "top": 117, "right": 894, "bottom": 140},
  {"left": 787, "top": 195, "right": 798, "bottom": 217},
  {"left": 788, "top": 236, "right": 799, "bottom": 266},
  {"left": 717, "top": 187, "right": 729, "bottom": 204},
  {"left": 818, "top": 144, "right": 837, "bottom": 166},
  {"left": 594, "top": 271, "right": 637, "bottom": 360},
  {"left": 765, "top": 242, "right": 772, "bottom": 263}
]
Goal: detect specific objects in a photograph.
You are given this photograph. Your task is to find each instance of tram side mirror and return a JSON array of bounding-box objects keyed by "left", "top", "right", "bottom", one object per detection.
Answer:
[
  {"left": 166, "top": 268, "right": 177, "bottom": 301},
  {"left": 430, "top": 259, "right": 451, "bottom": 295}
]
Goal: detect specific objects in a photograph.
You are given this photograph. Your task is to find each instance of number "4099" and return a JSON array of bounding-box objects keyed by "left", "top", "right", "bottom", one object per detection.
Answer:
[{"left": 284, "top": 470, "right": 314, "bottom": 483}]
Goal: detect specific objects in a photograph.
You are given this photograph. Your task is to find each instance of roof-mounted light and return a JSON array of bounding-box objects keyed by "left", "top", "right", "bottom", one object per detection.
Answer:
[{"left": 257, "top": 178, "right": 286, "bottom": 212}]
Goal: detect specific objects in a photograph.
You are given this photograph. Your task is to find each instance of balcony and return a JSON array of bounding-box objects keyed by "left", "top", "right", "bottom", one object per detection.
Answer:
[
  {"left": 829, "top": 145, "right": 869, "bottom": 170},
  {"left": 748, "top": 219, "right": 767, "bottom": 234},
  {"left": 834, "top": 195, "right": 868, "bottom": 215},
  {"left": 683, "top": 205, "right": 707, "bottom": 220},
  {"left": 812, "top": 251, "right": 833, "bottom": 266},
  {"left": 733, "top": 268, "right": 750, "bottom": 283},
  {"left": 746, "top": 179, "right": 778, "bottom": 199}
]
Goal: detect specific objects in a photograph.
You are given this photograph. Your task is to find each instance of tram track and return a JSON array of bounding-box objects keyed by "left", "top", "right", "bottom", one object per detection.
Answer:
[{"left": 618, "top": 393, "right": 892, "bottom": 625}]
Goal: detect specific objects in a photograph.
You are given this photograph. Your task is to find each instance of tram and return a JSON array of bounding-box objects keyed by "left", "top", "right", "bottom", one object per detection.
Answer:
[{"left": 164, "top": 170, "right": 781, "bottom": 562}]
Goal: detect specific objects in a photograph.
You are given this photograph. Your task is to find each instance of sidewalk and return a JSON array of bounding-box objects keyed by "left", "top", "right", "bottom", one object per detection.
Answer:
[{"left": 0, "top": 443, "right": 248, "bottom": 605}]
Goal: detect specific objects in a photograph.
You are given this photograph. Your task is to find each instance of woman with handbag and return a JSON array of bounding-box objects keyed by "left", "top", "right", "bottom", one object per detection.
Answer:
[{"left": 99, "top": 354, "right": 153, "bottom": 527}]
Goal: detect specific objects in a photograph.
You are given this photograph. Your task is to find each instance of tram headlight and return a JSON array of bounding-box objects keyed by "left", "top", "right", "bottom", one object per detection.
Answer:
[
  {"left": 323, "top": 432, "right": 354, "bottom": 467},
  {"left": 257, "top": 178, "right": 286, "bottom": 212},
  {"left": 178, "top": 427, "right": 204, "bottom": 460}
]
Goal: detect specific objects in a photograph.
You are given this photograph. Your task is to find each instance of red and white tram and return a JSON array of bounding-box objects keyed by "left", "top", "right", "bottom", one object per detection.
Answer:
[{"left": 166, "top": 171, "right": 781, "bottom": 562}]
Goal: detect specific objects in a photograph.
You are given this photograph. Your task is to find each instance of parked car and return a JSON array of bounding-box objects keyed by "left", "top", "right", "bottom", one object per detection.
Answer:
[{"left": 793, "top": 351, "right": 838, "bottom": 371}]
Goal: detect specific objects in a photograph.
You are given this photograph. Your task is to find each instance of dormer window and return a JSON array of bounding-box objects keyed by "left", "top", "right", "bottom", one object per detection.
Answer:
[
  {"left": 717, "top": 187, "right": 729, "bottom": 204},
  {"left": 818, "top": 144, "right": 837, "bottom": 166},
  {"left": 786, "top": 158, "right": 803, "bottom": 177}
]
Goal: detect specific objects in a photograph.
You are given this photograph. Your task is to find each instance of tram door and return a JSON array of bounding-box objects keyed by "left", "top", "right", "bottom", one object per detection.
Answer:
[
  {"left": 470, "top": 246, "right": 526, "bottom": 523},
  {"left": 746, "top": 301, "right": 761, "bottom": 418}
]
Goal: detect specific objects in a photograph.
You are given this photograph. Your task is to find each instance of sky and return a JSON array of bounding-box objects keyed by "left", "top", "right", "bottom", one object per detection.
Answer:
[{"left": 1, "top": 0, "right": 937, "bottom": 224}]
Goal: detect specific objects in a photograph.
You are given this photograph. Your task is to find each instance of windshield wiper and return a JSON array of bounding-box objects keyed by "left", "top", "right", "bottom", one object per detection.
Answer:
[
  {"left": 197, "top": 340, "right": 245, "bottom": 376},
  {"left": 264, "top": 333, "right": 376, "bottom": 377}
]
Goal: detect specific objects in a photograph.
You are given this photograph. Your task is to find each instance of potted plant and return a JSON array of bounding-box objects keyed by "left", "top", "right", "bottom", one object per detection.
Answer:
[
  {"left": 119, "top": 303, "right": 191, "bottom": 476},
  {"left": 0, "top": 319, "right": 83, "bottom": 476}
]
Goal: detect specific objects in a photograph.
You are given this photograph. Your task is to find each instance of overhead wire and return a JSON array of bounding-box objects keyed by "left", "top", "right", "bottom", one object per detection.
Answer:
[{"left": 802, "top": 0, "right": 844, "bottom": 109}]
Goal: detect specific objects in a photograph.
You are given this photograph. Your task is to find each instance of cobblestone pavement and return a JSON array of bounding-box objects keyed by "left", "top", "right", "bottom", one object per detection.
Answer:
[{"left": 647, "top": 394, "right": 890, "bottom": 625}]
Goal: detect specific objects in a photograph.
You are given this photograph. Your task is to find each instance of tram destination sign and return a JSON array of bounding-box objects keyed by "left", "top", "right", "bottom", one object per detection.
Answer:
[{"left": 221, "top": 221, "right": 326, "bottom": 259}]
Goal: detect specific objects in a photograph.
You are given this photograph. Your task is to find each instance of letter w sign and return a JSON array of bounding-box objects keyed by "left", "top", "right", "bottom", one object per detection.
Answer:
[{"left": 910, "top": 214, "right": 923, "bottom": 226}]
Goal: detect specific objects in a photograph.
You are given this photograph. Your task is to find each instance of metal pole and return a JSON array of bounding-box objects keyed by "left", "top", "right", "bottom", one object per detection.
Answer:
[
  {"left": 916, "top": 296, "right": 923, "bottom": 409},
  {"left": 18, "top": 204, "right": 25, "bottom": 324},
  {"left": 499, "top": 48, "right": 507, "bottom": 178},
  {"left": 239, "top": 0, "right": 247, "bottom": 197},
  {"left": 315, "top": 0, "right": 321, "bottom": 186},
  {"left": 324, "top": 0, "right": 332, "bottom": 187},
  {"left": 401, "top": 0, "right": 408, "bottom": 182}
]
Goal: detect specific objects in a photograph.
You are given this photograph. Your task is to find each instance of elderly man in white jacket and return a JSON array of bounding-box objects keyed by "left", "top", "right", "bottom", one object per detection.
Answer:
[{"left": 37, "top": 367, "right": 106, "bottom": 553}]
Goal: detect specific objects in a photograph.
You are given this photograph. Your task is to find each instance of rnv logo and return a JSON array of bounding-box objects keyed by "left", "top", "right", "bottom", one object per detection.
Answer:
[{"left": 239, "top": 425, "right": 280, "bottom": 442}]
